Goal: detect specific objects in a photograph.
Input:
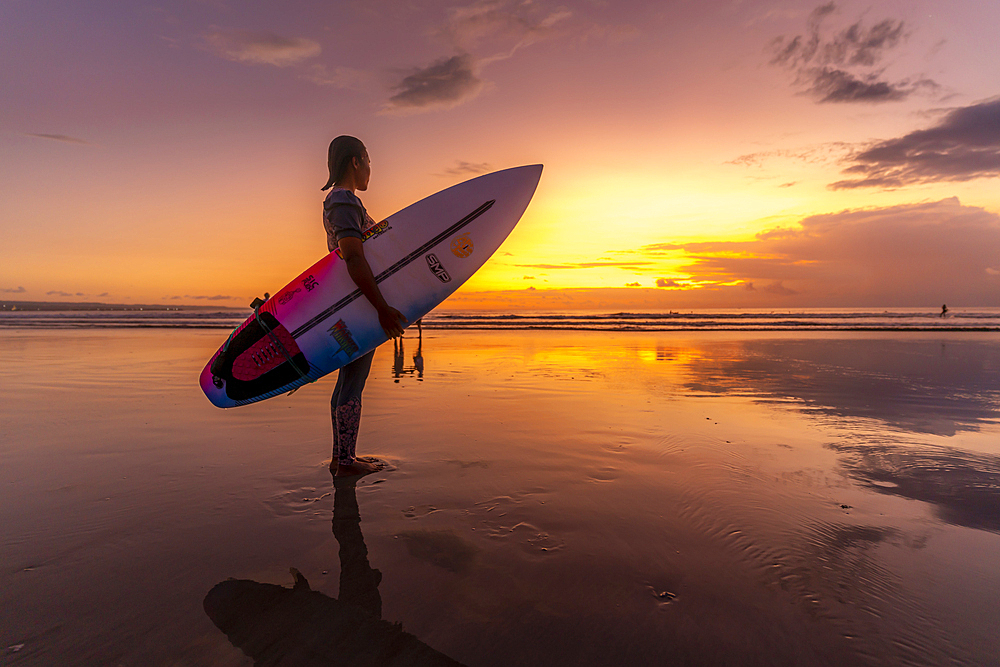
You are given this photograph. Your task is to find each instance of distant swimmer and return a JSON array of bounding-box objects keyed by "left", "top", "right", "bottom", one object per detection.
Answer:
[{"left": 941, "top": 304, "right": 948, "bottom": 318}]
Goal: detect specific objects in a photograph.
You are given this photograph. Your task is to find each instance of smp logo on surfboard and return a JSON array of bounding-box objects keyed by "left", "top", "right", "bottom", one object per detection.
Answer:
[{"left": 425, "top": 254, "right": 451, "bottom": 283}]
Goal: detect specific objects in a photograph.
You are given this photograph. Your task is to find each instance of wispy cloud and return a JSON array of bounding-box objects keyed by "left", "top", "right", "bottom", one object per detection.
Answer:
[
  {"left": 514, "top": 261, "right": 655, "bottom": 270},
  {"left": 2, "top": 286, "right": 27, "bottom": 294},
  {"left": 383, "top": 54, "right": 483, "bottom": 113},
  {"left": 831, "top": 98, "right": 1000, "bottom": 189},
  {"left": 440, "top": 161, "right": 492, "bottom": 176},
  {"left": 768, "top": 3, "right": 938, "bottom": 103},
  {"left": 183, "top": 294, "right": 239, "bottom": 301},
  {"left": 204, "top": 29, "right": 320, "bottom": 67},
  {"left": 761, "top": 281, "right": 797, "bottom": 295},
  {"left": 46, "top": 290, "right": 84, "bottom": 297},
  {"left": 727, "top": 142, "right": 852, "bottom": 169},
  {"left": 299, "top": 63, "right": 369, "bottom": 88},
  {"left": 384, "top": 0, "right": 571, "bottom": 114},
  {"left": 439, "top": 0, "right": 571, "bottom": 55},
  {"left": 200, "top": 28, "right": 371, "bottom": 90},
  {"left": 25, "top": 133, "right": 89, "bottom": 145},
  {"left": 577, "top": 22, "right": 640, "bottom": 46},
  {"left": 656, "top": 278, "right": 681, "bottom": 288}
]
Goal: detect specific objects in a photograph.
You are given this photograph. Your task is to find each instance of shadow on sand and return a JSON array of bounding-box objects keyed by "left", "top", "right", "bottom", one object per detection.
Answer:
[{"left": 203, "top": 478, "right": 464, "bottom": 666}]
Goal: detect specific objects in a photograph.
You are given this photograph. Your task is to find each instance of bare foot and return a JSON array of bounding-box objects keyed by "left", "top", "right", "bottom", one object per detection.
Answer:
[{"left": 334, "top": 457, "right": 384, "bottom": 478}]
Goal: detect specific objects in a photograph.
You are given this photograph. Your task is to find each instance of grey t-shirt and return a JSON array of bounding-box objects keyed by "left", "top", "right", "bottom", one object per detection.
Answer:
[{"left": 322, "top": 188, "right": 375, "bottom": 253}]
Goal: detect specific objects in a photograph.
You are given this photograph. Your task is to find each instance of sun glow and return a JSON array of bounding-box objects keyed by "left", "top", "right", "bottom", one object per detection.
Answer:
[{"left": 3, "top": 0, "right": 999, "bottom": 308}]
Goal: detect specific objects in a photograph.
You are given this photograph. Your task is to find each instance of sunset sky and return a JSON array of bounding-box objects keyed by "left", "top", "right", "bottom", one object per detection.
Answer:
[{"left": 3, "top": 0, "right": 1000, "bottom": 309}]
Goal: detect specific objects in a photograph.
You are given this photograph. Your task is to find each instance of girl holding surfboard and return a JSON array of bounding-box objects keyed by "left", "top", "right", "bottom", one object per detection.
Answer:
[{"left": 321, "top": 136, "right": 407, "bottom": 478}]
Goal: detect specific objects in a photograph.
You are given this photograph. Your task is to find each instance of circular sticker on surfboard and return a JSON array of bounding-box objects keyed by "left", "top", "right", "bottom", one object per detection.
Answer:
[{"left": 450, "top": 235, "right": 474, "bottom": 258}]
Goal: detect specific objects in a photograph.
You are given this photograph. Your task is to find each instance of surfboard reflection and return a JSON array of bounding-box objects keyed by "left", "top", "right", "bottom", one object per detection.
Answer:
[
  {"left": 393, "top": 319, "right": 424, "bottom": 382},
  {"left": 203, "top": 478, "right": 464, "bottom": 666}
]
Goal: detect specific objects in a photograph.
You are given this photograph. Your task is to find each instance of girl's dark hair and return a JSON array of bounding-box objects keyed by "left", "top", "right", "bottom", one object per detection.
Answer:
[{"left": 321, "top": 136, "right": 366, "bottom": 191}]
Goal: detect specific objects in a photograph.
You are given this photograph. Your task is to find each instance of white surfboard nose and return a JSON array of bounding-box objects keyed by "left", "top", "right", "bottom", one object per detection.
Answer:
[
  {"left": 469, "top": 164, "right": 543, "bottom": 210},
  {"left": 470, "top": 164, "right": 542, "bottom": 187},
  {"left": 510, "top": 164, "right": 543, "bottom": 194},
  {"left": 496, "top": 164, "right": 543, "bottom": 184},
  {"left": 524, "top": 163, "right": 543, "bottom": 191}
]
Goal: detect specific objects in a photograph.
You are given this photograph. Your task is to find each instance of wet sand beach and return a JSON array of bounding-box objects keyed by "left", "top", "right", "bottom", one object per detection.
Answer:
[{"left": 2, "top": 328, "right": 1000, "bottom": 666}]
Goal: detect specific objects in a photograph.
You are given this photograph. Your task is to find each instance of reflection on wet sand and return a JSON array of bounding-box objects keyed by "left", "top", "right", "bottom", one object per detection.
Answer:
[
  {"left": 393, "top": 320, "right": 424, "bottom": 382},
  {"left": 204, "top": 479, "right": 464, "bottom": 666},
  {"left": 756, "top": 520, "right": 977, "bottom": 667},
  {"left": 6, "top": 329, "right": 1000, "bottom": 665},
  {"left": 830, "top": 440, "right": 1000, "bottom": 532},
  {"left": 679, "top": 337, "right": 1000, "bottom": 436},
  {"left": 675, "top": 336, "right": 1000, "bottom": 533}
]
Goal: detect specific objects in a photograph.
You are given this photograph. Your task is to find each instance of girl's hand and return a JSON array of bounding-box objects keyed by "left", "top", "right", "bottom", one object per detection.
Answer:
[{"left": 378, "top": 306, "right": 408, "bottom": 339}]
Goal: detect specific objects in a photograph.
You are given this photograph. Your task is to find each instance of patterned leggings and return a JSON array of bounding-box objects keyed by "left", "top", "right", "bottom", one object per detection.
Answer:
[{"left": 331, "top": 349, "right": 376, "bottom": 466}]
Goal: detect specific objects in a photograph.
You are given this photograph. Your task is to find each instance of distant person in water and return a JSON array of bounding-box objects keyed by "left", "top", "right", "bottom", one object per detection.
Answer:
[
  {"left": 941, "top": 304, "right": 948, "bottom": 318},
  {"left": 322, "top": 136, "right": 407, "bottom": 478}
]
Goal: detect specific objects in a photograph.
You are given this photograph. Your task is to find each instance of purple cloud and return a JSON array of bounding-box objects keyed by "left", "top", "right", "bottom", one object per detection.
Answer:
[
  {"left": 832, "top": 98, "right": 1000, "bottom": 189},
  {"left": 639, "top": 198, "right": 1000, "bottom": 305},
  {"left": 768, "top": 3, "right": 938, "bottom": 104}
]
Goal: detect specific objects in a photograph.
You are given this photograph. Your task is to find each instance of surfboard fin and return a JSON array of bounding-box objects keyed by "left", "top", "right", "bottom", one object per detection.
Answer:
[{"left": 249, "top": 293, "right": 270, "bottom": 309}]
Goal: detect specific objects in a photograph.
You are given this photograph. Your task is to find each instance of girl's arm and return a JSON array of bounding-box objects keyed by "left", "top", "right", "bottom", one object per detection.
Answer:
[{"left": 337, "top": 236, "right": 407, "bottom": 338}]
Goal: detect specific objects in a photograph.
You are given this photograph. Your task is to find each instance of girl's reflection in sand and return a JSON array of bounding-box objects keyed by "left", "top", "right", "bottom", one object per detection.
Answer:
[
  {"left": 203, "top": 477, "right": 464, "bottom": 666},
  {"left": 393, "top": 320, "right": 424, "bottom": 382},
  {"left": 333, "top": 477, "right": 382, "bottom": 620}
]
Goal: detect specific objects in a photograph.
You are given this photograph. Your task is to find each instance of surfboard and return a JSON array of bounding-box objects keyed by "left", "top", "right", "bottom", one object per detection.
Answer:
[{"left": 200, "top": 164, "right": 542, "bottom": 408}]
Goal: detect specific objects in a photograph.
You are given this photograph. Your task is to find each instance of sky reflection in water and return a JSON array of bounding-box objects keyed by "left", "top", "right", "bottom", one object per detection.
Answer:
[
  {"left": 2, "top": 330, "right": 999, "bottom": 666},
  {"left": 671, "top": 335, "right": 1000, "bottom": 532}
]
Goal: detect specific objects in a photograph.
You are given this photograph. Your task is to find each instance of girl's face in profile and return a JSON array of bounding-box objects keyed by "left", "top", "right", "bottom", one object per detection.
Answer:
[{"left": 356, "top": 150, "right": 371, "bottom": 191}]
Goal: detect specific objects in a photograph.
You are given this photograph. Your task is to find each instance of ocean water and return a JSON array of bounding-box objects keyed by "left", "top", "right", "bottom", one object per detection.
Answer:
[
  {"left": 422, "top": 308, "right": 1000, "bottom": 331},
  {"left": 2, "top": 305, "right": 999, "bottom": 331}
]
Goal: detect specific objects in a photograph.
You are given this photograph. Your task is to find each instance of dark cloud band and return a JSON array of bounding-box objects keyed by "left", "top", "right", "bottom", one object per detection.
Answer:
[
  {"left": 832, "top": 98, "right": 1000, "bottom": 189},
  {"left": 25, "top": 133, "right": 89, "bottom": 145}
]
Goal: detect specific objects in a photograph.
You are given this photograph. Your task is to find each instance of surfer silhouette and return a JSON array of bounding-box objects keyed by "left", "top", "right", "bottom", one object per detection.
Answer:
[
  {"left": 203, "top": 479, "right": 465, "bottom": 665},
  {"left": 322, "top": 136, "right": 407, "bottom": 478},
  {"left": 940, "top": 304, "right": 948, "bottom": 318},
  {"left": 393, "top": 337, "right": 406, "bottom": 380}
]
